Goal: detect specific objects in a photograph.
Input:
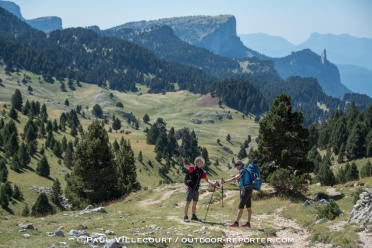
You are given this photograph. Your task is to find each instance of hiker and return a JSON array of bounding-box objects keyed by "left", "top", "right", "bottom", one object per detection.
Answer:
[
  {"left": 182, "top": 156, "right": 218, "bottom": 222},
  {"left": 221, "top": 160, "right": 253, "bottom": 228}
]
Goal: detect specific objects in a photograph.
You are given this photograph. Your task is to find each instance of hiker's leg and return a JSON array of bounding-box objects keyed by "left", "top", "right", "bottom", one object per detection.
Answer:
[
  {"left": 236, "top": 208, "right": 244, "bottom": 222},
  {"left": 184, "top": 201, "right": 191, "bottom": 217},
  {"left": 192, "top": 201, "right": 198, "bottom": 215},
  {"left": 247, "top": 207, "right": 252, "bottom": 223}
]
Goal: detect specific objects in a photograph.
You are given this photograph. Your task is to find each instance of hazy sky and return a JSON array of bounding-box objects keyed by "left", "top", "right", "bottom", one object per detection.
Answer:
[{"left": 9, "top": 0, "right": 372, "bottom": 45}]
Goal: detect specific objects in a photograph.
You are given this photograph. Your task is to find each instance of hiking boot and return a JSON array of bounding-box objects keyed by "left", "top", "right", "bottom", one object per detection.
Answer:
[
  {"left": 241, "top": 222, "right": 251, "bottom": 228},
  {"left": 228, "top": 222, "right": 239, "bottom": 227},
  {"left": 184, "top": 216, "right": 190, "bottom": 222},
  {"left": 191, "top": 214, "right": 199, "bottom": 221}
]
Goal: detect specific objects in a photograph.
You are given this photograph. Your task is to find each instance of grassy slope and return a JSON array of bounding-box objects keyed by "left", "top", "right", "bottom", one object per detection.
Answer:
[{"left": 1, "top": 68, "right": 372, "bottom": 247}]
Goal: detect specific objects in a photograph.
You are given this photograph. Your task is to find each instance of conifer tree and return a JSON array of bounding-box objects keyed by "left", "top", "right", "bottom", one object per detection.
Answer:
[
  {"left": 146, "top": 123, "right": 160, "bottom": 145},
  {"left": 337, "top": 142, "right": 346, "bottom": 163},
  {"left": 202, "top": 147, "right": 210, "bottom": 164},
  {"left": 27, "top": 140, "right": 38, "bottom": 156},
  {"left": 0, "top": 159, "right": 8, "bottom": 183},
  {"left": 0, "top": 185, "right": 9, "bottom": 208},
  {"left": 166, "top": 127, "right": 178, "bottom": 157},
  {"left": 8, "top": 106, "right": 18, "bottom": 119},
  {"left": 22, "top": 203, "right": 29, "bottom": 216},
  {"left": 143, "top": 113, "right": 150, "bottom": 124},
  {"left": 11, "top": 89, "right": 23, "bottom": 111},
  {"left": 346, "top": 162, "right": 359, "bottom": 181},
  {"left": 346, "top": 122, "right": 367, "bottom": 160},
  {"left": 254, "top": 93, "right": 310, "bottom": 173},
  {"left": 237, "top": 146, "right": 248, "bottom": 159},
  {"left": 138, "top": 150, "right": 143, "bottom": 163},
  {"left": 115, "top": 139, "right": 140, "bottom": 196},
  {"left": 53, "top": 119, "right": 58, "bottom": 132},
  {"left": 112, "top": 139, "right": 120, "bottom": 153},
  {"left": 64, "top": 145, "right": 74, "bottom": 168},
  {"left": 12, "top": 184, "right": 23, "bottom": 200},
  {"left": 65, "top": 121, "right": 117, "bottom": 209},
  {"left": 61, "top": 136, "right": 67, "bottom": 152},
  {"left": 366, "top": 130, "right": 372, "bottom": 157},
  {"left": 226, "top": 134, "right": 231, "bottom": 142},
  {"left": 3, "top": 181, "right": 12, "bottom": 197},
  {"left": 360, "top": 160, "right": 372, "bottom": 178},
  {"left": 31, "top": 192, "right": 55, "bottom": 216},
  {"left": 36, "top": 156, "right": 50, "bottom": 177},
  {"left": 345, "top": 102, "right": 359, "bottom": 132},
  {"left": 10, "top": 154, "right": 21, "bottom": 172},
  {"left": 51, "top": 178, "right": 62, "bottom": 206},
  {"left": 18, "top": 143, "right": 30, "bottom": 168},
  {"left": 65, "top": 99, "right": 69, "bottom": 106},
  {"left": 154, "top": 132, "right": 167, "bottom": 155},
  {"left": 53, "top": 141, "right": 62, "bottom": 157},
  {"left": 112, "top": 117, "right": 121, "bottom": 132},
  {"left": 308, "top": 124, "right": 319, "bottom": 149},
  {"left": 317, "top": 160, "right": 336, "bottom": 186}
]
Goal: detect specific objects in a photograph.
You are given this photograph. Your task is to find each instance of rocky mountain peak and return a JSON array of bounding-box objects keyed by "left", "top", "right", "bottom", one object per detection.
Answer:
[{"left": 321, "top": 49, "right": 327, "bottom": 64}]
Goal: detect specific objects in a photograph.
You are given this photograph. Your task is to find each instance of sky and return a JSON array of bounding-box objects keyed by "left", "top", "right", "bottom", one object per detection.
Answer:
[{"left": 8, "top": 0, "right": 372, "bottom": 45}]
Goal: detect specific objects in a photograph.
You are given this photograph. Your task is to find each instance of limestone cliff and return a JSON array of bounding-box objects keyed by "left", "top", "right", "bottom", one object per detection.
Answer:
[
  {"left": 26, "top": 17, "right": 62, "bottom": 33},
  {"left": 0, "top": 1, "right": 62, "bottom": 33},
  {"left": 109, "top": 15, "right": 258, "bottom": 58}
]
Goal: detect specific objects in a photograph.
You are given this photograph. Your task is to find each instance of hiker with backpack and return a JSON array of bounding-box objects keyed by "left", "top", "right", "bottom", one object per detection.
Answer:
[
  {"left": 221, "top": 159, "right": 259, "bottom": 228},
  {"left": 182, "top": 156, "right": 218, "bottom": 222}
]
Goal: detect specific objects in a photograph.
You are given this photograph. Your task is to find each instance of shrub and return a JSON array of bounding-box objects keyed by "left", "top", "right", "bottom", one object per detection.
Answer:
[{"left": 317, "top": 200, "right": 342, "bottom": 220}]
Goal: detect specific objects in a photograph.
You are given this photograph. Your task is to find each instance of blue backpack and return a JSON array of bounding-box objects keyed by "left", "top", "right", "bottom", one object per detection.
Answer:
[
  {"left": 247, "top": 164, "right": 262, "bottom": 190},
  {"left": 239, "top": 169, "right": 251, "bottom": 189}
]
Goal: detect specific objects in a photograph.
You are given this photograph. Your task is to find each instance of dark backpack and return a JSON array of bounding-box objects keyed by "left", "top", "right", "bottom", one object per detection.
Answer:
[{"left": 184, "top": 165, "right": 203, "bottom": 190}]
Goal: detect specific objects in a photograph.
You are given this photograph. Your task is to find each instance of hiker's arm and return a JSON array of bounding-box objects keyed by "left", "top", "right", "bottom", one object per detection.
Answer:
[
  {"left": 222, "top": 174, "right": 242, "bottom": 184},
  {"left": 204, "top": 177, "right": 218, "bottom": 187},
  {"left": 182, "top": 157, "right": 190, "bottom": 170}
]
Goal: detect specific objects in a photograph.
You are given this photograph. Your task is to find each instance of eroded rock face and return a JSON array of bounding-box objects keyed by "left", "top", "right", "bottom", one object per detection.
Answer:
[
  {"left": 349, "top": 188, "right": 372, "bottom": 230},
  {"left": 26, "top": 17, "right": 62, "bottom": 33},
  {"left": 0, "top": 1, "right": 62, "bottom": 33}
]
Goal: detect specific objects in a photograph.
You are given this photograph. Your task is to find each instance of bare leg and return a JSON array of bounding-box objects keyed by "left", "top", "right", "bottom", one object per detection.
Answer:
[
  {"left": 184, "top": 201, "right": 191, "bottom": 217},
  {"left": 247, "top": 207, "right": 252, "bottom": 223},
  {"left": 236, "top": 208, "right": 244, "bottom": 223},
  {"left": 192, "top": 201, "right": 198, "bottom": 215}
]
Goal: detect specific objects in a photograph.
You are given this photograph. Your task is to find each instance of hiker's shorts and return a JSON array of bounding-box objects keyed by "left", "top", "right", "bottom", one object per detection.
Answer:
[
  {"left": 239, "top": 186, "right": 253, "bottom": 209},
  {"left": 186, "top": 189, "right": 199, "bottom": 202}
]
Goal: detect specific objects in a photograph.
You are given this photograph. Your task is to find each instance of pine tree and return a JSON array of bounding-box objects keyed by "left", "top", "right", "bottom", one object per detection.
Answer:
[
  {"left": 3, "top": 181, "right": 12, "bottom": 197},
  {"left": 22, "top": 203, "right": 30, "bottom": 216},
  {"left": 0, "top": 185, "right": 9, "bottom": 208},
  {"left": 8, "top": 106, "right": 18, "bottom": 119},
  {"left": 65, "top": 121, "right": 117, "bottom": 209},
  {"left": 64, "top": 144, "right": 74, "bottom": 168},
  {"left": 337, "top": 143, "right": 346, "bottom": 163},
  {"left": 202, "top": 147, "right": 210, "bottom": 164},
  {"left": 31, "top": 193, "right": 55, "bottom": 216},
  {"left": 112, "top": 117, "right": 121, "bottom": 132},
  {"left": 65, "top": 99, "right": 69, "bottom": 106},
  {"left": 346, "top": 122, "right": 367, "bottom": 160},
  {"left": 115, "top": 139, "right": 140, "bottom": 196},
  {"left": 146, "top": 123, "right": 160, "bottom": 145},
  {"left": 61, "top": 136, "right": 67, "bottom": 152},
  {"left": 11, "top": 89, "right": 23, "bottom": 111},
  {"left": 53, "top": 119, "right": 58, "bottom": 132},
  {"left": 36, "top": 156, "right": 50, "bottom": 177},
  {"left": 5, "top": 132, "right": 19, "bottom": 157},
  {"left": 143, "top": 114, "right": 150, "bottom": 124},
  {"left": 360, "top": 160, "right": 372, "bottom": 178},
  {"left": 308, "top": 124, "right": 319, "bottom": 149},
  {"left": 92, "top": 104, "right": 103, "bottom": 118},
  {"left": 10, "top": 154, "right": 21, "bottom": 172},
  {"left": 255, "top": 93, "right": 310, "bottom": 173},
  {"left": 366, "top": 129, "right": 372, "bottom": 157},
  {"left": 12, "top": 184, "right": 23, "bottom": 200},
  {"left": 346, "top": 162, "right": 359, "bottom": 181},
  {"left": 166, "top": 127, "right": 178, "bottom": 157},
  {"left": 51, "top": 178, "right": 62, "bottom": 206},
  {"left": 237, "top": 146, "right": 248, "bottom": 159},
  {"left": 112, "top": 139, "right": 120, "bottom": 153},
  {"left": 138, "top": 150, "right": 143, "bottom": 163},
  {"left": 226, "top": 134, "right": 231, "bottom": 142},
  {"left": 18, "top": 143, "right": 30, "bottom": 168},
  {"left": 0, "top": 159, "right": 8, "bottom": 183},
  {"left": 317, "top": 160, "right": 336, "bottom": 186}
]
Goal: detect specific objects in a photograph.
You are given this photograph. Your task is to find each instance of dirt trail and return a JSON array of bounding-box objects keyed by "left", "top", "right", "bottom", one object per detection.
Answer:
[{"left": 145, "top": 183, "right": 334, "bottom": 247}]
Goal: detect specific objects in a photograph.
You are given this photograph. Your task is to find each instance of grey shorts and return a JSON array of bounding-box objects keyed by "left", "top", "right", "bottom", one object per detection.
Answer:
[{"left": 186, "top": 189, "right": 199, "bottom": 202}]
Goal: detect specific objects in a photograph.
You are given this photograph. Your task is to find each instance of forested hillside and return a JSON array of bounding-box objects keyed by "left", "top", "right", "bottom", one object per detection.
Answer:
[{"left": 0, "top": 7, "right": 215, "bottom": 94}]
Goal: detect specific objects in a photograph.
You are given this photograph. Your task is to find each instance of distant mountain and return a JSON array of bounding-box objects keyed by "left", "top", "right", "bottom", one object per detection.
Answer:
[
  {"left": 109, "top": 15, "right": 262, "bottom": 59},
  {"left": 297, "top": 33, "right": 372, "bottom": 71},
  {"left": 270, "top": 49, "right": 351, "bottom": 98},
  {"left": 91, "top": 25, "right": 276, "bottom": 78},
  {"left": 238, "top": 33, "right": 295, "bottom": 58},
  {"left": 338, "top": 64, "right": 372, "bottom": 98},
  {"left": 0, "top": 1, "right": 62, "bottom": 33}
]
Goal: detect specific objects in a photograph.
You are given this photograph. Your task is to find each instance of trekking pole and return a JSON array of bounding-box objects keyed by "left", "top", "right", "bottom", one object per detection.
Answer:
[
  {"left": 221, "top": 178, "right": 224, "bottom": 225},
  {"left": 204, "top": 182, "right": 218, "bottom": 222}
]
